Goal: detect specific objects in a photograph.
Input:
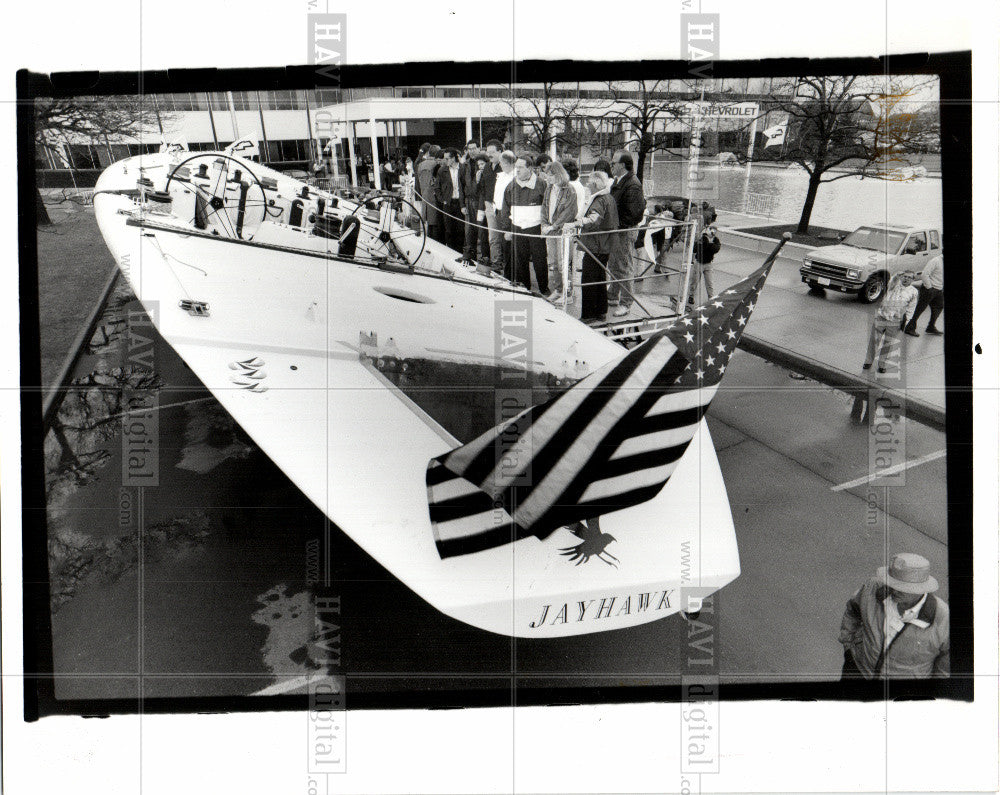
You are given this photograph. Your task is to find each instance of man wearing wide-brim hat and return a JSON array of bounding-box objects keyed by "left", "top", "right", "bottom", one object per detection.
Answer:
[{"left": 839, "top": 553, "right": 949, "bottom": 679}]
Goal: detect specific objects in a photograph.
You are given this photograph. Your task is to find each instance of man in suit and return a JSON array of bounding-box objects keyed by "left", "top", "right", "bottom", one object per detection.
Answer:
[
  {"left": 459, "top": 140, "right": 482, "bottom": 262},
  {"left": 608, "top": 150, "right": 645, "bottom": 317},
  {"left": 434, "top": 147, "right": 465, "bottom": 254}
]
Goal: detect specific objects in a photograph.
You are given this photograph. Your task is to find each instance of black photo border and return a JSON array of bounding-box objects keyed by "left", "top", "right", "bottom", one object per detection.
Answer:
[{"left": 17, "top": 50, "right": 973, "bottom": 720}]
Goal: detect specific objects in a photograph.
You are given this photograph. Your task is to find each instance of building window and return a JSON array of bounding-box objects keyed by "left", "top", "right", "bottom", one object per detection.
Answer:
[
  {"left": 66, "top": 144, "right": 100, "bottom": 169},
  {"left": 230, "top": 91, "right": 252, "bottom": 111},
  {"left": 35, "top": 144, "right": 52, "bottom": 169},
  {"left": 315, "top": 88, "right": 342, "bottom": 105}
]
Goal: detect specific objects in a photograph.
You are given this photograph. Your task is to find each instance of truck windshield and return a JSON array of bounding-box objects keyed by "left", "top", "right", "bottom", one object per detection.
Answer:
[{"left": 841, "top": 227, "right": 905, "bottom": 254}]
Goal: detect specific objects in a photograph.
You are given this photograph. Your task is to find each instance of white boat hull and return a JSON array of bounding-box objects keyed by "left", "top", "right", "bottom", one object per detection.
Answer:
[{"left": 93, "top": 153, "right": 740, "bottom": 637}]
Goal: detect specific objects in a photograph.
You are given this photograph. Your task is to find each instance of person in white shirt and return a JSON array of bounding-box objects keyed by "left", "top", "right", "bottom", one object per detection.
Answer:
[
  {"left": 498, "top": 154, "right": 548, "bottom": 293},
  {"left": 904, "top": 254, "right": 944, "bottom": 336},
  {"left": 561, "top": 157, "right": 588, "bottom": 297},
  {"left": 491, "top": 151, "right": 516, "bottom": 273}
]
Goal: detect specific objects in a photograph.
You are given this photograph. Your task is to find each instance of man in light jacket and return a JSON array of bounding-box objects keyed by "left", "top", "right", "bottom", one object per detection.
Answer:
[
  {"left": 839, "top": 553, "right": 949, "bottom": 679},
  {"left": 491, "top": 150, "right": 516, "bottom": 276}
]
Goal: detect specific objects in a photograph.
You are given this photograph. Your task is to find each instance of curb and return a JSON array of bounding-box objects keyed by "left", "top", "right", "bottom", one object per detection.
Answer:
[
  {"left": 716, "top": 227, "right": 816, "bottom": 259},
  {"left": 737, "top": 333, "right": 946, "bottom": 432},
  {"left": 42, "top": 267, "right": 121, "bottom": 429}
]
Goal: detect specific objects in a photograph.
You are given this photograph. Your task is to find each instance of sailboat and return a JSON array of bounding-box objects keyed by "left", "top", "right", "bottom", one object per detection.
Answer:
[{"left": 93, "top": 143, "right": 787, "bottom": 637}]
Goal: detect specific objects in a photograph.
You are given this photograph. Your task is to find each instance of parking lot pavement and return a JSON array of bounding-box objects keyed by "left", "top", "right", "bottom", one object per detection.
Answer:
[
  {"left": 707, "top": 350, "right": 948, "bottom": 682},
  {"left": 558, "top": 237, "right": 945, "bottom": 416},
  {"left": 719, "top": 245, "right": 945, "bottom": 413}
]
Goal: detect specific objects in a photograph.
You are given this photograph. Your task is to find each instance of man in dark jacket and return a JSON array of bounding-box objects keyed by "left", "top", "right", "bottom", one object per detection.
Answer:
[
  {"left": 686, "top": 225, "right": 722, "bottom": 305},
  {"left": 472, "top": 153, "right": 491, "bottom": 264},
  {"left": 459, "top": 140, "right": 481, "bottom": 262},
  {"left": 608, "top": 151, "right": 645, "bottom": 317},
  {"left": 566, "top": 170, "right": 619, "bottom": 322},
  {"left": 498, "top": 153, "right": 548, "bottom": 293},
  {"left": 417, "top": 145, "right": 442, "bottom": 242},
  {"left": 434, "top": 147, "right": 465, "bottom": 253}
]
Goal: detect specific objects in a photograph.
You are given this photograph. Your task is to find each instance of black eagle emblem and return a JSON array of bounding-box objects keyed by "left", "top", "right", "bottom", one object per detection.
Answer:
[{"left": 559, "top": 517, "right": 619, "bottom": 567}]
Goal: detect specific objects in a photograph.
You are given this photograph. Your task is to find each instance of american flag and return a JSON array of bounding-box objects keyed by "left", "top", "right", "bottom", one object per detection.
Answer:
[{"left": 427, "top": 243, "right": 784, "bottom": 560}]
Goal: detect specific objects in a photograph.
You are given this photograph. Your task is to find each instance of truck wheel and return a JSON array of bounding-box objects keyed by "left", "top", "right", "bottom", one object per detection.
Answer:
[
  {"left": 860, "top": 274, "right": 886, "bottom": 304},
  {"left": 807, "top": 281, "right": 826, "bottom": 295}
]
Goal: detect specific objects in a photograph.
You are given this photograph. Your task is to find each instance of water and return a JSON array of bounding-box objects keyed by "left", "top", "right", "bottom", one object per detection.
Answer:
[{"left": 644, "top": 160, "right": 943, "bottom": 230}]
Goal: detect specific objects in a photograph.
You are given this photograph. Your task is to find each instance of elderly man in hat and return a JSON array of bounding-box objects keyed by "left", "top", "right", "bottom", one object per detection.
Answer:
[{"left": 839, "top": 553, "right": 949, "bottom": 679}]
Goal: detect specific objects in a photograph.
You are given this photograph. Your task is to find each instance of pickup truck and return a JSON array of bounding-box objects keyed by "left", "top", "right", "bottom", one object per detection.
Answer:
[{"left": 799, "top": 224, "right": 942, "bottom": 303}]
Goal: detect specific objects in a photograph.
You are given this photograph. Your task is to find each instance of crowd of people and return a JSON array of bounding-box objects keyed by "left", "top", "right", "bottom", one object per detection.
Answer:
[{"left": 407, "top": 139, "right": 719, "bottom": 325}]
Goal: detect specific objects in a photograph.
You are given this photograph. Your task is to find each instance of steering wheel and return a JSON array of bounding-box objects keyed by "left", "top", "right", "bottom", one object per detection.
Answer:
[
  {"left": 165, "top": 154, "right": 268, "bottom": 241},
  {"left": 346, "top": 189, "right": 427, "bottom": 266}
]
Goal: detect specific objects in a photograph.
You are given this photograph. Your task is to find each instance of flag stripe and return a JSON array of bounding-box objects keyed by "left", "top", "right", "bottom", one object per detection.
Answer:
[
  {"left": 634, "top": 404, "right": 708, "bottom": 435},
  {"left": 646, "top": 384, "right": 719, "bottom": 416},
  {"left": 467, "top": 332, "right": 674, "bottom": 495},
  {"left": 427, "top": 461, "right": 460, "bottom": 487},
  {"left": 433, "top": 507, "right": 514, "bottom": 543},
  {"left": 428, "top": 476, "right": 482, "bottom": 503},
  {"left": 436, "top": 521, "right": 525, "bottom": 558},
  {"left": 571, "top": 481, "right": 667, "bottom": 518},
  {"left": 511, "top": 337, "right": 678, "bottom": 527},
  {"left": 579, "top": 459, "right": 682, "bottom": 504},
  {"left": 603, "top": 442, "right": 690, "bottom": 479},
  {"left": 610, "top": 424, "right": 701, "bottom": 461},
  {"left": 427, "top": 489, "right": 497, "bottom": 523}
]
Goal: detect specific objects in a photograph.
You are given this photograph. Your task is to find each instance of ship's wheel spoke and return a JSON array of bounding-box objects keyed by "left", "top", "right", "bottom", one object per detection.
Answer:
[{"left": 165, "top": 154, "right": 268, "bottom": 241}]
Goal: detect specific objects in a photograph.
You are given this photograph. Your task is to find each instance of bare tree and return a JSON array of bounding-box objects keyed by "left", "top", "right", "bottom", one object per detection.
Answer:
[
  {"left": 765, "top": 75, "right": 937, "bottom": 234},
  {"left": 593, "top": 80, "right": 678, "bottom": 182},
  {"left": 34, "top": 95, "right": 165, "bottom": 224},
  {"left": 497, "top": 83, "right": 594, "bottom": 155},
  {"left": 592, "top": 80, "right": 760, "bottom": 185}
]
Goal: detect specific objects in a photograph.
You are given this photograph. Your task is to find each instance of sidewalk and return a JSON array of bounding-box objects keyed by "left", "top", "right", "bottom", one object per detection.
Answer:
[
  {"left": 714, "top": 212, "right": 945, "bottom": 424},
  {"left": 558, "top": 224, "right": 945, "bottom": 427}
]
